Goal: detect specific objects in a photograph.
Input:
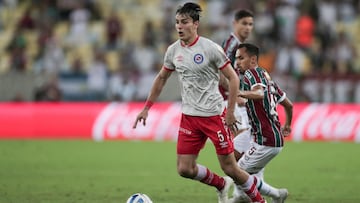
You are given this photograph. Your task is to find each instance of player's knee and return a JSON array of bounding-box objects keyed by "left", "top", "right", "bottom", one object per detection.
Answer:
[
  {"left": 234, "top": 151, "right": 244, "bottom": 161},
  {"left": 221, "top": 164, "right": 237, "bottom": 177},
  {"left": 177, "top": 165, "right": 196, "bottom": 178}
]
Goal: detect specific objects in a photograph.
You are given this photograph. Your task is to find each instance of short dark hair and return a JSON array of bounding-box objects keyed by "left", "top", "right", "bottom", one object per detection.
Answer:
[
  {"left": 234, "top": 9, "right": 253, "bottom": 21},
  {"left": 176, "top": 2, "right": 202, "bottom": 21},
  {"left": 238, "top": 43, "right": 259, "bottom": 58}
]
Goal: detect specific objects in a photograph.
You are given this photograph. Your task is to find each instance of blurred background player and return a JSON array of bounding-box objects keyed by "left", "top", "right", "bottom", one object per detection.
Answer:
[
  {"left": 220, "top": 9, "right": 253, "bottom": 162},
  {"left": 132, "top": 3, "right": 265, "bottom": 203},
  {"left": 231, "top": 43, "right": 293, "bottom": 203}
]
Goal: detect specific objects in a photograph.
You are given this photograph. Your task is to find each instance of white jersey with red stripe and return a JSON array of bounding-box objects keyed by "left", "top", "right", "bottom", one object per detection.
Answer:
[{"left": 163, "top": 36, "right": 230, "bottom": 117}]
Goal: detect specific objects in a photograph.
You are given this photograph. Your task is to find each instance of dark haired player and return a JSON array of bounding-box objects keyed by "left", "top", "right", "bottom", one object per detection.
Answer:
[
  {"left": 232, "top": 43, "right": 292, "bottom": 203},
  {"left": 133, "top": 3, "right": 265, "bottom": 203}
]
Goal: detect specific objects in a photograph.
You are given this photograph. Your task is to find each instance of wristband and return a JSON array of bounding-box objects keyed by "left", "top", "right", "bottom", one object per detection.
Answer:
[{"left": 144, "top": 100, "right": 154, "bottom": 109}]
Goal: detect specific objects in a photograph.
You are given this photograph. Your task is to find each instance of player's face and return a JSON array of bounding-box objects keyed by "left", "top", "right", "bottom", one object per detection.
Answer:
[
  {"left": 233, "top": 17, "right": 253, "bottom": 42},
  {"left": 235, "top": 47, "right": 251, "bottom": 74},
  {"left": 175, "top": 14, "right": 198, "bottom": 44}
]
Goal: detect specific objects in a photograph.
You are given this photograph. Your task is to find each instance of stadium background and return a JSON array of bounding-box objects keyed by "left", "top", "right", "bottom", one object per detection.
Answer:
[
  {"left": 0, "top": 0, "right": 359, "bottom": 103},
  {"left": 0, "top": 1, "right": 360, "bottom": 202}
]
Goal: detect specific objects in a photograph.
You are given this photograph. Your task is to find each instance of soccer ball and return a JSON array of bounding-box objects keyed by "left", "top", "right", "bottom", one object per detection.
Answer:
[{"left": 126, "top": 193, "right": 153, "bottom": 203}]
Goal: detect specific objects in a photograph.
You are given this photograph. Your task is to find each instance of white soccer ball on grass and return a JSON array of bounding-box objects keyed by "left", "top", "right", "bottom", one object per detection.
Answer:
[{"left": 126, "top": 193, "right": 153, "bottom": 203}]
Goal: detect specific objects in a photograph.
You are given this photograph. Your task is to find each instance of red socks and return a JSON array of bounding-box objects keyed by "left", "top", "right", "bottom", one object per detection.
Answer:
[
  {"left": 195, "top": 164, "right": 225, "bottom": 191},
  {"left": 243, "top": 176, "right": 265, "bottom": 203}
]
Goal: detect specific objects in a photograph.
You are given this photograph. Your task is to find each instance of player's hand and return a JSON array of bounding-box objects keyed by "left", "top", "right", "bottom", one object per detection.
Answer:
[
  {"left": 237, "top": 96, "right": 248, "bottom": 107},
  {"left": 225, "top": 112, "right": 240, "bottom": 134},
  {"left": 232, "top": 127, "right": 249, "bottom": 137},
  {"left": 282, "top": 124, "right": 291, "bottom": 137},
  {"left": 132, "top": 109, "right": 149, "bottom": 129},
  {"left": 237, "top": 90, "right": 245, "bottom": 97}
]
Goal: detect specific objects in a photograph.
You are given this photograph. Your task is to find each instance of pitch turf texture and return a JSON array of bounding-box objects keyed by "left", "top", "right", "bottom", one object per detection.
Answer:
[{"left": 0, "top": 140, "right": 359, "bottom": 203}]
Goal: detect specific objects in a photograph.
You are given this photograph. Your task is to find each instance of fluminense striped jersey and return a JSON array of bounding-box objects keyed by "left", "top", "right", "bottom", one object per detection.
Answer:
[
  {"left": 272, "top": 80, "right": 286, "bottom": 104},
  {"left": 220, "top": 33, "right": 241, "bottom": 100},
  {"left": 222, "top": 33, "right": 240, "bottom": 69},
  {"left": 163, "top": 36, "right": 230, "bottom": 117},
  {"left": 243, "top": 67, "right": 286, "bottom": 147}
]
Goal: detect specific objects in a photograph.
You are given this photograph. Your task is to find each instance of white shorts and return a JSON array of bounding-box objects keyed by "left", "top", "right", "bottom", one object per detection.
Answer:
[
  {"left": 224, "top": 100, "right": 252, "bottom": 154},
  {"left": 233, "top": 106, "right": 251, "bottom": 153},
  {"left": 238, "top": 142, "right": 282, "bottom": 174}
]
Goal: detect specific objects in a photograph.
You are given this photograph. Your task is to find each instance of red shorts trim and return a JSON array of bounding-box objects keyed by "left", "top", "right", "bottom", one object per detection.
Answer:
[{"left": 177, "top": 111, "right": 234, "bottom": 155}]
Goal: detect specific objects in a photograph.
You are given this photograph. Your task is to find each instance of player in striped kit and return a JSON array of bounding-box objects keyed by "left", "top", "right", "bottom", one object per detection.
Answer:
[
  {"left": 220, "top": 9, "right": 254, "bottom": 163},
  {"left": 233, "top": 43, "right": 293, "bottom": 203},
  {"left": 133, "top": 3, "right": 265, "bottom": 203},
  {"left": 220, "top": 10, "right": 265, "bottom": 202}
]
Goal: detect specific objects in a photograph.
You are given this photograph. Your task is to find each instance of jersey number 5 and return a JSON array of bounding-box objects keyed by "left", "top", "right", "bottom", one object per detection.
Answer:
[{"left": 217, "top": 131, "right": 225, "bottom": 142}]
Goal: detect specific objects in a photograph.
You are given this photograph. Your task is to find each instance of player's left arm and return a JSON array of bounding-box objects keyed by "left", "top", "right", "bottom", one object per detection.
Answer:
[
  {"left": 221, "top": 63, "right": 240, "bottom": 128},
  {"left": 219, "top": 72, "right": 229, "bottom": 92},
  {"left": 220, "top": 73, "right": 247, "bottom": 107},
  {"left": 271, "top": 79, "right": 293, "bottom": 136},
  {"left": 280, "top": 96, "right": 293, "bottom": 136}
]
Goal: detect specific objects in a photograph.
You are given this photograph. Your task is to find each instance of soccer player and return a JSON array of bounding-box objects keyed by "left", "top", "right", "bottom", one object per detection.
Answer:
[
  {"left": 132, "top": 3, "right": 265, "bottom": 203},
  {"left": 220, "top": 10, "right": 263, "bottom": 202},
  {"left": 232, "top": 43, "right": 293, "bottom": 203},
  {"left": 220, "top": 9, "right": 254, "bottom": 162}
]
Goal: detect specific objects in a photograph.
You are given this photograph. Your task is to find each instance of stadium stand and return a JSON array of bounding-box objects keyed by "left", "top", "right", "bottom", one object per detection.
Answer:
[{"left": 0, "top": 0, "right": 359, "bottom": 103}]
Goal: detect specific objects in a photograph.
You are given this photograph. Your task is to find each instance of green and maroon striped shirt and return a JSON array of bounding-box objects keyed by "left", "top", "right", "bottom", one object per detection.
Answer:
[{"left": 243, "top": 67, "right": 285, "bottom": 147}]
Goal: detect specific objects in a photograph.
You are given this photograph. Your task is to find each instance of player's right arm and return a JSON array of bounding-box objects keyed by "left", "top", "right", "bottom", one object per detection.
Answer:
[
  {"left": 146, "top": 67, "right": 172, "bottom": 104},
  {"left": 238, "top": 85, "right": 264, "bottom": 100},
  {"left": 133, "top": 67, "right": 172, "bottom": 128},
  {"left": 238, "top": 69, "right": 265, "bottom": 100}
]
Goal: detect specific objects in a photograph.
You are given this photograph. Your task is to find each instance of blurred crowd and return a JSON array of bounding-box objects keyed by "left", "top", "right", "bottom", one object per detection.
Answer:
[{"left": 0, "top": 0, "right": 359, "bottom": 103}]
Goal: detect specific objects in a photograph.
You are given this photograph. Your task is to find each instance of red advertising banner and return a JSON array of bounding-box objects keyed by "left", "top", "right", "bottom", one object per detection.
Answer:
[
  {"left": 277, "top": 103, "right": 360, "bottom": 142},
  {"left": 0, "top": 102, "right": 105, "bottom": 139},
  {"left": 91, "top": 102, "right": 181, "bottom": 141},
  {"left": 0, "top": 102, "right": 359, "bottom": 142}
]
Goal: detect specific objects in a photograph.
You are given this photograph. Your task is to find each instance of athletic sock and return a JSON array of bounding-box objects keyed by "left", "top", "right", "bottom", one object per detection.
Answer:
[
  {"left": 194, "top": 164, "right": 225, "bottom": 191},
  {"left": 257, "top": 179, "right": 280, "bottom": 198},
  {"left": 238, "top": 175, "right": 265, "bottom": 202}
]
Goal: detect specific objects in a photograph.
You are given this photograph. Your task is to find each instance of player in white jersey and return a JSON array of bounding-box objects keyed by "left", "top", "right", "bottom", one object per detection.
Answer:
[{"left": 133, "top": 3, "right": 265, "bottom": 203}]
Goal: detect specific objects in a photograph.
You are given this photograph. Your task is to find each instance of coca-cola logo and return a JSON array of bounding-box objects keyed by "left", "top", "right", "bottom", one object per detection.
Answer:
[
  {"left": 92, "top": 103, "right": 181, "bottom": 141},
  {"left": 292, "top": 104, "right": 360, "bottom": 142}
]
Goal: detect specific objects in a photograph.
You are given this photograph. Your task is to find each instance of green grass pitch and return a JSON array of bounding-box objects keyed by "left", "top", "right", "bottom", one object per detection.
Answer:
[{"left": 0, "top": 140, "right": 359, "bottom": 203}]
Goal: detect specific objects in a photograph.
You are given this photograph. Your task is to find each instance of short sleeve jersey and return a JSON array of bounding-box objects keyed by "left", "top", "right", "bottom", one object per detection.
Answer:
[
  {"left": 272, "top": 81, "right": 286, "bottom": 104},
  {"left": 163, "top": 36, "right": 231, "bottom": 116},
  {"left": 222, "top": 33, "right": 240, "bottom": 71},
  {"left": 220, "top": 33, "right": 241, "bottom": 100},
  {"left": 243, "top": 67, "right": 286, "bottom": 147}
]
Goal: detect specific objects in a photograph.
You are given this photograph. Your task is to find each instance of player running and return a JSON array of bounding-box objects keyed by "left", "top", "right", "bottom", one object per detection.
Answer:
[
  {"left": 133, "top": 3, "right": 265, "bottom": 203},
  {"left": 232, "top": 43, "right": 293, "bottom": 203}
]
